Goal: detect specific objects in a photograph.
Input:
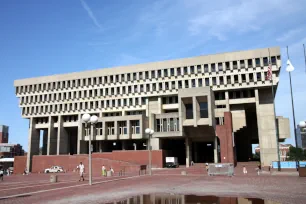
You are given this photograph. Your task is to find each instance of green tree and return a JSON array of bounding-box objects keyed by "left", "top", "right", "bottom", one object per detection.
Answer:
[{"left": 287, "top": 146, "right": 306, "bottom": 161}]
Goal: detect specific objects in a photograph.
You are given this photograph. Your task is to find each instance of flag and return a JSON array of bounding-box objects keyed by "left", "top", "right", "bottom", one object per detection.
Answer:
[{"left": 266, "top": 61, "right": 272, "bottom": 81}]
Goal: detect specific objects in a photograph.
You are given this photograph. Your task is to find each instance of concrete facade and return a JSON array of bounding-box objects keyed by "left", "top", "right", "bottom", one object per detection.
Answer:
[{"left": 14, "top": 47, "right": 291, "bottom": 171}]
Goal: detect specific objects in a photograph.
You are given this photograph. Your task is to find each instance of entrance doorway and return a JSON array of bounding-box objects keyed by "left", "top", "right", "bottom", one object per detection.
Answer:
[
  {"left": 161, "top": 139, "right": 186, "bottom": 165},
  {"left": 193, "top": 142, "right": 214, "bottom": 163}
]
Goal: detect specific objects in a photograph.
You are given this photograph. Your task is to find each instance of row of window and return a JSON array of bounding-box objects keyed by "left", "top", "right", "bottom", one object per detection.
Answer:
[
  {"left": 20, "top": 71, "right": 270, "bottom": 105},
  {"left": 84, "top": 120, "right": 140, "bottom": 136},
  {"left": 16, "top": 56, "right": 279, "bottom": 95},
  {"left": 214, "top": 89, "right": 256, "bottom": 100},
  {"left": 156, "top": 118, "right": 180, "bottom": 132},
  {"left": 22, "top": 98, "right": 148, "bottom": 115}
]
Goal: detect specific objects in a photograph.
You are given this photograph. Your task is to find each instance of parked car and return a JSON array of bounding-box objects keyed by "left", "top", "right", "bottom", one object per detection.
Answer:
[{"left": 44, "top": 166, "right": 64, "bottom": 173}]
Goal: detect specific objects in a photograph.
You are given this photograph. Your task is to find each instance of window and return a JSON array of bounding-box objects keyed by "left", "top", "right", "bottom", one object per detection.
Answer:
[
  {"left": 184, "top": 67, "right": 188, "bottom": 74},
  {"left": 225, "top": 62, "right": 230, "bottom": 70},
  {"left": 164, "top": 69, "right": 168, "bottom": 77},
  {"left": 185, "top": 80, "right": 189, "bottom": 88},
  {"left": 197, "top": 65, "right": 201, "bottom": 73},
  {"left": 146, "top": 84, "right": 150, "bottom": 92},
  {"left": 159, "top": 83, "right": 163, "bottom": 90},
  {"left": 131, "top": 120, "right": 140, "bottom": 134},
  {"left": 156, "top": 119, "right": 161, "bottom": 132},
  {"left": 219, "top": 76, "right": 224, "bottom": 85},
  {"left": 205, "top": 78, "right": 209, "bottom": 86},
  {"left": 151, "top": 71, "right": 155, "bottom": 78},
  {"left": 233, "top": 61, "right": 237, "bottom": 69},
  {"left": 118, "top": 121, "right": 127, "bottom": 135},
  {"left": 249, "top": 73, "right": 254, "bottom": 82},
  {"left": 134, "top": 85, "right": 138, "bottom": 93},
  {"left": 215, "top": 92, "right": 225, "bottom": 100},
  {"left": 139, "top": 72, "right": 143, "bottom": 80},
  {"left": 177, "top": 67, "right": 182, "bottom": 75},
  {"left": 255, "top": 58, "right": 260, "bottom": 66},
  {"left": 145, "top": 71, "right": 149, "bottom": 79},
  {"left": 190, "top": 66, "right": 194, "bottom": 74},
  {"left": 248, "top": 59, "right": 253, "bottom": 67},
  {"left": 241, "top": 74, "right": 246, "bottom": 82},
  {"left": 211, "top": 64, "right": 215, "bottom": 72},
  {"left": 198, "top": 79, "right": 203, "bottom": 87},
  {"left": 234, "top": 75, "right": 239, "bottom": 83},
  {"left": 240, "top": 60, "right": 245, "bottom": 68},
  {"left": 158, "top": 70, "right": 162, "bottom": 77},
  {"left": 170, "top": 68, "right": 174, "bottom": 76},
  {"left": 257, "top": 72, "right": 262, "bottom": 81},
  {"left": 218, "top": 63, "right": 223, "bottom": 71},
  {"left": 199, "top": 102, "right": 208, "bottom": 118},
  {"left": 192, "top": 79, "right": 196, "bottom": 87},
  {"left": 185, "top": 104, "right": 193, "bottom": 119},
  {"left": 271, "top": 56, "right": 276, "bottom": 65},
  {"left": 163, "top": 97, "right": 167, "bottom": 104},
  {"left": 204, "top": 64, "right": 209, "bottom": 72},
  {"left": 104, "top": 76, "right": 108, "bottom": 84},
  {"left": 133, "top": 73, "right": 137, "bottom": 80},
  {"left": 212, "top": 77, "right": 216, "bottom": 85},
  {"left": 263, "top": 57, "right": 268, "bottom": 66},
  {"left": 178, "top": 81, "right": 182, "bottom": 88},
  {"left": 127, "top": 74, "right": 131, "bottom": 81},
  {"left": 216, "top": 105, "right": 226, "bottom": 109}
]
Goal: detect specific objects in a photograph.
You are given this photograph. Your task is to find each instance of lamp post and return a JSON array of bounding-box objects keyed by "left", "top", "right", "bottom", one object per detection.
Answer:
[
  {"left": 81, "top": 113, "right": 98, "bottom": 186},
  {"left": 145, "top": 128, "right": 154, "bottom": 175},
  {"left": 286, "top": 59, "right": 298, "bottom": 148}
]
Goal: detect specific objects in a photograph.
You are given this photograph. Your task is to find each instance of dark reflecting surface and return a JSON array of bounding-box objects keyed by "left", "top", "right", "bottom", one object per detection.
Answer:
[{"left": 106, "top": 194, "right": 281, "bottom": 204}]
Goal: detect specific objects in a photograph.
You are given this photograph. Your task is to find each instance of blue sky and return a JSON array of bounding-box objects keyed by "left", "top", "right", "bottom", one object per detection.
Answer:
[{"left": 0, "top": 0, "right": 306, "bottom": 151}]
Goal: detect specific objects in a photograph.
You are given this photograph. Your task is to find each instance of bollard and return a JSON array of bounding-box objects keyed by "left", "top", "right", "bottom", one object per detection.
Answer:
[
  {"left": 50, "top": 174, "right": 57, "bottom": 183},
  {"left": 181, "top": 171, "right": 187, "bottom": 175},
  {"left": 107, "top": 171, "right": 112, "bottom": 177}
]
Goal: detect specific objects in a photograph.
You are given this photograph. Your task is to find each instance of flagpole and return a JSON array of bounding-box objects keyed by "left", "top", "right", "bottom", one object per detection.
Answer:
[
  {"left": 268, "top": 48, "right": 281, "bottom": 171},
  {"left": 286, "top": 46, "right": 298, "bottom": 148},
  {"left": 303, "top": 44, "right": 306, "bottom": 74}
]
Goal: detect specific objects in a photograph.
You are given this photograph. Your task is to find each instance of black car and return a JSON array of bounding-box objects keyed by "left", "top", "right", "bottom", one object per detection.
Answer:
[{"left": 166, "top": 162, "right": 178, "bottom": 168}]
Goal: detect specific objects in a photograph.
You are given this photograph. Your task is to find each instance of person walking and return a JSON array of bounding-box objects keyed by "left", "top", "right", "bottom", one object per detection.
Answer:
[
  {"left": 110, "top": 167, "right": 114, "bottom": 176},
  {"left": 243, "top": 166, "right": 247, "bottom": 175},
  {"left": 78, "top": 162, "right": 85, "bottom": 182},
  {"left": 269, "top": 163, "right": 272, "bottom": 172},
  {"left": 257, "top": 163, "right": 261, "bottom": 175},
  {"left": 0, "top": 167, "right": 3, "bottom": 181},
  {"left": 102, "top": 165, "right": 106, "bottom": 177}
]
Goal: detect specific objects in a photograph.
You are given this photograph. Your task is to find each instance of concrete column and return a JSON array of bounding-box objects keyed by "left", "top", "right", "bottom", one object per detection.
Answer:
[
  {"left": 27, "top": 118, "right": 40, "bottom": 172},
  {"left": 47, "top": 116, "right": 57, "bottom": 155},
  {"left": 192, "top": 96, "right": 198, "bottom": 127},
  {"left": 77, "top": 114, "right": 86, "bottom": 154},
  {"left": 255, "top": 89, "right": 278, "bottom": 166},
  {"left": 57, "top": 116, "right": 69, "bottom": 154},
  {"left": 127, "top": 120, "right": 131, "bottom": 139},
  {"left": 185, "top": 138, "right": 192, "bottom": 167},
  {"left": 150, "top": 138, "right": 160, "bottom": 150},
  {"left": 214, "top": 136, "right": 219, "bottom": 163}
]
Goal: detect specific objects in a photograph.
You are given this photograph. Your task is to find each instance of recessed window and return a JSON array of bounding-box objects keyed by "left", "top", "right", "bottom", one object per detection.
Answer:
[
  {"left": 204, "top": 64, "right": 209, "bottom": 72},
  {"left": 211, "top": 64, "right": 216, "bottom": 72},
  {"left": 185, "top": 104, "right": 193, "bottom": 119},
  {"left": 199, "top": 102, "right": 208, "bottom": 118},
  {"left": 197, "top": 65, "right": 201, "bottom": 73},
  {"left": 190, "top": 66, "right": 195, "bottom": 74},
  {"left": 255, "top": 58, "right": 261, "bottom": 66}
]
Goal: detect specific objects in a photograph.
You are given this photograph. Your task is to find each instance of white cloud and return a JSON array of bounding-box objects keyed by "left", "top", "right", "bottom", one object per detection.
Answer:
[
  {"left": 276, "top": 28, "right": 303, "bottom": 42},
  {"left": 80, "top": 0, "right": 102, "bottom": 30},
  {"left": 187, "top": 0, "right": 301, "bottom": 40}
]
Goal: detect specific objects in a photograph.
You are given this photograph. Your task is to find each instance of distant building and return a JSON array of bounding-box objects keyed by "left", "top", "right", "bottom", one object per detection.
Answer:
[
  {"left": 255, "top": 144, "right": 292, "bottom": 161},
  {"left": 0, "top": 125, "right": 25, "bottom": 158},
  {"left": 297, "top": 125, "right": 306, "bottom": 149}
]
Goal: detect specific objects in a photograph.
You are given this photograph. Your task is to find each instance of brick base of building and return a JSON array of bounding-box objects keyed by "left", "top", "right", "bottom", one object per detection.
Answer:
[{"left": 14, "top": 150, "right": 165, "bottom": 174}]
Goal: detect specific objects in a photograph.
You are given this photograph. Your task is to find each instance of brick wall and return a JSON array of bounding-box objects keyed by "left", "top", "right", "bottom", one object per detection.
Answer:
[
  {"left": 13, "top": 156, "right": 27, "bottom": 174},
  {"left": 0, "top": 132, "right": 8, "bottom": 143},
  {"left": 14, "top": 150, "right": 164, "bottom": 174},
  {"left": 216, "top": 112, "right": 235, "bottom": 164}
]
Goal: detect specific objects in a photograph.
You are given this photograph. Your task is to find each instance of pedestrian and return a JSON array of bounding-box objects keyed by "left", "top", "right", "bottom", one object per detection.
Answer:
[
  {"left": 205, "top": 163, "right": 209, "bottom": 172},
  {"left": 6, "top": 169, "right": 10, "bottom": 176},
  {"left": 243, "top": 166, "right": 247, "bottom": 175},
  {"left": 257, "top": 163, "right": 261, "bottom": 175},
  {"left": 110, "top": 167, "right": 114, "bottom": 176},
  {"left": 269, "top": 163, "right": 272, "bottom": 172},
  {"left": 78, "top": 162, "right": 85, "bottom": 182},
  {"left": 0, "top": 167, "right": 3, "bottom": 181},
  {"left": 191, "top": 161, "right": 194, "bottom": 166},
  {"left": 102, "top": 165, "right": 106, "bottom": 177},
  {"left": 23, "top": 168, "right": 28, "bottom": 175}
]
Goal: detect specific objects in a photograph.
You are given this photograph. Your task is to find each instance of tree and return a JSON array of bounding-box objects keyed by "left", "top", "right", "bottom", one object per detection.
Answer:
[{"left": 287, "top": 146, "right": 306, "bottom": 161}]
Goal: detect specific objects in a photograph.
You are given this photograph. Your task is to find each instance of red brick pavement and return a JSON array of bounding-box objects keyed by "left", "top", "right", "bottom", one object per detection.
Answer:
[{"left": 0, "top": 169, "right": 305, "bottom": 204}]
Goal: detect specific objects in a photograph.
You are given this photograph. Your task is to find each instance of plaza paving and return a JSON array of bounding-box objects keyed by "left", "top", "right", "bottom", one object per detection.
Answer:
[{"left": 0, "top": 168, "right": 305, "bottom": 204}]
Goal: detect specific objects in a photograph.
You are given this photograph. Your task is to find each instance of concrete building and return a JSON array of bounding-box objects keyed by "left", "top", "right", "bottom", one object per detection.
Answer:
[
  {"left": 14, "top": 47, "right": 291, "bottom": 171},
  {"left": 0, "top": 125, "right": 25, "bottom": 158}
]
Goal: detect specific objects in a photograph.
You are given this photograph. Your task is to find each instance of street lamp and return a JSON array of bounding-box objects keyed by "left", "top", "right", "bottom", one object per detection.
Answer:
[
  {"left": 82, "top": 113, "right": 98, "bottom": 185},
  {"left": 286, "top": 59, "right": 298, "bottom": 148},
  {"left": 145, "top": 128, "right": 154, "bottom": 175}
]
